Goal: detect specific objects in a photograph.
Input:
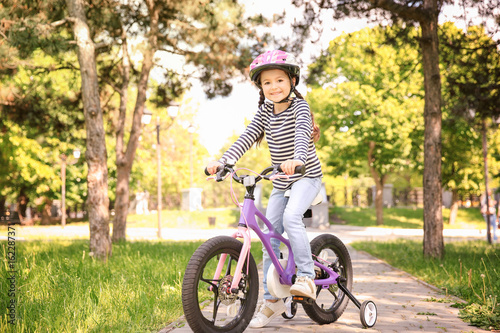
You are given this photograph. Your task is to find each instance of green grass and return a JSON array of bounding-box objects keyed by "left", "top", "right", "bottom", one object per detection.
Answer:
[
  {"left": 351, "top": 239, "right": 500, "bottom": 330},
  {"left": 1, "top": 208, "right": 241, "bottom": 231},
  {"left": 0, "top": 207, "right": 491, "bottom": 331},
  {"left": 124, "top": 208, "right": 241, "bottom": 229},
  {"left": 0, "top": 208, "right": 242, "bottom": 241},
  {"left": 0, "top": 239, "right": 263, "bottom": 332},
  {"left": 331, "top": 206, "right": 485, "bottom": 229}
]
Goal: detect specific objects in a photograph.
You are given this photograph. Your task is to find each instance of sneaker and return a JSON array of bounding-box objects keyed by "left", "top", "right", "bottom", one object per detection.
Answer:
[
  {"left": 248, "top": 299, "right": 285, "bottom": 328},
  {"left": 290, "top": 276, "right": 316, "bottom": 300}
]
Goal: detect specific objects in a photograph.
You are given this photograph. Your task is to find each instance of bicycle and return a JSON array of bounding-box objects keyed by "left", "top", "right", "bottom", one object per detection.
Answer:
[{"left": 181, "top": 163, "right": 377, "bottom": 332}]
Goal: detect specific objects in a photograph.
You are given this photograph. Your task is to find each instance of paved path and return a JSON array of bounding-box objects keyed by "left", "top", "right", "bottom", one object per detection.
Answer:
[
  {"left": 159, "top": 225, "right": 487, "bottom": 333},
  {"left": 6, "top": 224, "right": 489, "bottom": 332},
  {"left": 5, "top": 223, "right": 487, "bottom": 243},
  {"left": 165, "top": 247, "right": 485, "bottom": 333}
]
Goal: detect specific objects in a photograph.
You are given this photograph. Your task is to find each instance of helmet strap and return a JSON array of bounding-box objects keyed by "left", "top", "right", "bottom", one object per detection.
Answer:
[
  {"left": 276, "top": 73, "right": 295, "bottom": 104},
  {"left": 276, "top": 83, "right": 295, "bottom": 104}
]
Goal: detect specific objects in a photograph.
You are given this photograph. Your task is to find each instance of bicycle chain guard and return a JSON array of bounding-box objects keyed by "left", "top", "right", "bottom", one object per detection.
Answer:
[{"left": 267, "top": 259, "right": 292, "bottom": 298}]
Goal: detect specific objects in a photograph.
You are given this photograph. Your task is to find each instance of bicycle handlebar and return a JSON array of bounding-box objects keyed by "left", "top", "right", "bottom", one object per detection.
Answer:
[{"left": 204, "top": 163, "right": 305, "bottom": 184}]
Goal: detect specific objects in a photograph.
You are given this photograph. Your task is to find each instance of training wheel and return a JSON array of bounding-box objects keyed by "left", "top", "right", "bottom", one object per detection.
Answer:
[
  {"left": 360, "top": 300, "right": 377, "bottom": 328},
  {"left": 282, "top": 296, "right": 297, "bottom": 319}
]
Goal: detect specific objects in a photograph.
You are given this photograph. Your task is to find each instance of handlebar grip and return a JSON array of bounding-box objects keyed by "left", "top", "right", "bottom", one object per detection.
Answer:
[
  {"left": 205, "top": 165, "right": 225, "bottom": 176},
  {"left": 296, "top": 165, "right": 306, "bottom": 175},
  {"left": 277, "top": 165, "right": 306, "bottom": 175}
]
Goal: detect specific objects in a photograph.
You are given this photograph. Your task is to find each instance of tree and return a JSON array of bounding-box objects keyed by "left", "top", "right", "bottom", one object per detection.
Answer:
[
  {"left": 1, "top": 0, "right": 114, "bottom": 258},
  {"left": 291, "top": 0, "right": 498, "bottom": 258},
  {"left": 65, "top": 0, "right": 112, "bottom": 257},
  {"left": 1, "top": 0, "right": 273, "bottom": 253},
  {"left": 101, "top": 0, "right": 269, "bottom": 241},
  {"left": 307, "top": 25, "right": 424, "bottom": 225},
  {"left": 440, "top": 115, "right": 483, "bottom": 223},
  {"left": 0, "top": 17, "right": 87, "bottom": 225},
  {"left": 439, "top": 24, "right": 484, "bottom": 225},
  {"left": 440, "top": 23, "right": 500, "bottom": 242}
]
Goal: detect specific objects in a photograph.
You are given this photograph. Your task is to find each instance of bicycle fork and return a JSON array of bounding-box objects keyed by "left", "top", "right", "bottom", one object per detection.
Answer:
[{"left": 211, "top": 226, "right": 252, "bottom": 294}]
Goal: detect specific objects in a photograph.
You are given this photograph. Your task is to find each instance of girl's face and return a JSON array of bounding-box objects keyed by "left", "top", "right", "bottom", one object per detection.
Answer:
[{"left": 260, "top": 69, "right": 294, "bottom": 103}]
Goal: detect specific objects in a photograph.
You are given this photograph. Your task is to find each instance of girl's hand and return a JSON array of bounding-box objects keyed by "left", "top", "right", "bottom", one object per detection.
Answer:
[
  {"left": 280, "top": 159, "right": 304, "bottom": 175},
  {"left": 206, "top": 161, "right": 223, "bottom": 175}
]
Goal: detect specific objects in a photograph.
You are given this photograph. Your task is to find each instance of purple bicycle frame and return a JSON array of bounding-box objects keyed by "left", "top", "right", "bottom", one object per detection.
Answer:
[{"left": 219, "top": 196, "right": 340, "bottom": 293}]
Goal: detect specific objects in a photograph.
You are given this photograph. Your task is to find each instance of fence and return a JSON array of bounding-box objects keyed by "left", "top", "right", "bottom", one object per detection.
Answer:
[{"left": 329, "top": 185, "right": 481, "bottom": 208}]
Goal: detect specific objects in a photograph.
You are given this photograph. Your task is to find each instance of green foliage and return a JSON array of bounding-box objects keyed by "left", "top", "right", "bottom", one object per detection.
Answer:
[
  {"left": 351, "top": 239, "right": 500, "bottom": 330},
  {"left": 0, "top": 239, "right": 263, "bottom": 332},
  {"left": 0, "top": 119, "right": 86, "bottom": 207},
  {"left": 0, "top": 28, "right": 87, "bottom": 206},
  {"left": 2, "top": 49, "right": 85, "bottom": 138},
  {"left": 0, "top": 0, "right": 275, "bottom": 212},
  {"left": 308, "top": 22, "right": 500, "bottom": 200},
  {"left": 133, "top": 105, "right": 212, "bottom": 208},
  {"left": 307, "top": 25, "right": 425, "bottom": 180},
  {"left": 439, "top": 23, "right": 500, "bottom": 194},
  {"left": 440, "top": 23, "right": 500, "bottom": 122}
]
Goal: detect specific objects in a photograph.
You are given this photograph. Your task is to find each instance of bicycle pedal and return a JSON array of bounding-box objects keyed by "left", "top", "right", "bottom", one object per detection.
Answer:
[{"left": 291, "top": 295, "right": 315, "bottom": 304}]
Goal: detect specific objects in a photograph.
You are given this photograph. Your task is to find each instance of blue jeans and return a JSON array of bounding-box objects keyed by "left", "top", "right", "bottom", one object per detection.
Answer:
[
  {"left": 483, "top": 214, "right": 498, "bottom": 242},
  {"left": 262, "top": 177, "right": 322, "bottom": 300}
]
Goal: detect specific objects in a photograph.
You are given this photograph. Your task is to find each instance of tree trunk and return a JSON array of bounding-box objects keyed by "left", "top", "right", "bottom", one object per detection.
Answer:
[
  {"left": 41, "top": 197, "right": 52, "bottom": 225},
  {"left": 448, "top": 189, "right": 459, "bottom": 225},
  {"left": 368, "top": 141, "right": 385, "bottom": 225},
  {"left": 66, "top": 0, "right": 111, "bottom": 259},
  {"left": 0, "top": 196, "right": 5, "bottom": 218},
  {"left": 112, "top": 5, "right": 159, "bottom": 241},
  {"left": 112, "top": 30, "right": 131, "bottom": 242},
  {"left": 481, "top": 119, "right": 492, "bottom": 244},
  {"left": 112, "top": 167, "right": 132, "bottom": 241},
  {"left": 374, "top": 183, "right": 384, "bottom": 225},
  {"left": 420, "top": 1, "right": 444, "bottom": 259},
  {"left": 17, "top": 190, "right": 28, "bottom": 224}
]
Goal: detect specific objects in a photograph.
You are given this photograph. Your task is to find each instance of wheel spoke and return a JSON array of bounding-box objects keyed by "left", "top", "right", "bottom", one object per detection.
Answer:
[
  {"left": 303, "top": 234, "right": 353, "bottom": 325},
  {"left": 212, "top": 299, "right": 222, "bottom": 322},
  {"left": 201, "top": 277, "right": 220, "bottom": 291},
  {"left": 182, "top": 236, "right": 259, "bottom": 332},
  {"left": 225, "top": 256, "right": 233, "bottom": 275}
]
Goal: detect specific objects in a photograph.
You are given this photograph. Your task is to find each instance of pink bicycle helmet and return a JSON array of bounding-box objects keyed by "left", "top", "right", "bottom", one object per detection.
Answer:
[{"left": 249, "top": 50, "right": 300, "bottom": 85}]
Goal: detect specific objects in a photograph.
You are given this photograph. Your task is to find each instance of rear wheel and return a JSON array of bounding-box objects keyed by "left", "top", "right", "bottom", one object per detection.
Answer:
[
  {"left": 182, "top": 236, "right": 259, "bottom": 333},
  {"left": 302, "top": 234, "right": 353, "bottom": 324}
]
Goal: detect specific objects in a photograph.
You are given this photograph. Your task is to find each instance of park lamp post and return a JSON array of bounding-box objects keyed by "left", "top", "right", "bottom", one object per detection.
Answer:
[
  {"left": 187, "top": 124, "right": 196, "bottom": 188},
  {"left": 143, "top": 103, "right": 180, "bottom": 239},
  {"left": 61, "top": 148, "right": 81, "bottom": 228}
]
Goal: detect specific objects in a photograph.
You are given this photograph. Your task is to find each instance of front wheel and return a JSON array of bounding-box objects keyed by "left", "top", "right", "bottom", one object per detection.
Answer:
[
  {"left": 303, "top": 234, "right": 353, "bottom": 324},
  {"left": 182, "top": 236, "right": 259, "bottom": 333}
]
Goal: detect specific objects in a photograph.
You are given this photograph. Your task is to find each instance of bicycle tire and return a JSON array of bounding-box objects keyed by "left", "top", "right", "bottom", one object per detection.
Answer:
[
  {"left": 182, "top": 236, "right": 259, "bottom": 333},
  {"left": 282, "top": 296, "right": 298, "bottom": 319},
  {"left": 302, "top": 234, "right": 353, "bottom": 324},
  {"left": 360, "top": 300, "right": 377, "bottom": 328}
]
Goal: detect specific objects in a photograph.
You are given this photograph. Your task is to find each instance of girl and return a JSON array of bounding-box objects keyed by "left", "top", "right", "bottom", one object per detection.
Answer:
[{"left": 206, "top": 50, "right": 323, "bottom": 328}]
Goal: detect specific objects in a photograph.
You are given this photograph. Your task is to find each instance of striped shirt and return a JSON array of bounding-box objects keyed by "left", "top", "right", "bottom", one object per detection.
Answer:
[{"left": 220, "top": 98, "right": 323, "bottom": 190}]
